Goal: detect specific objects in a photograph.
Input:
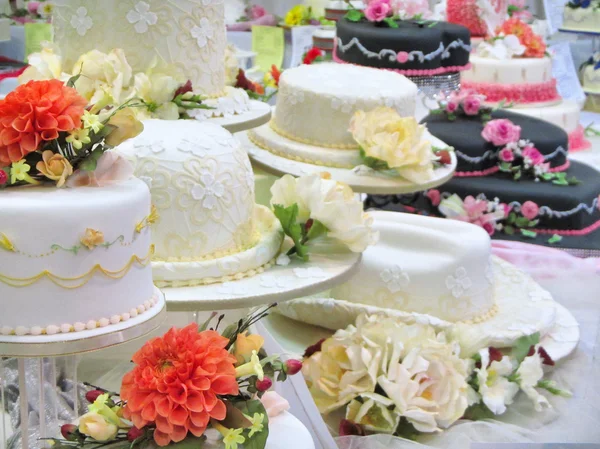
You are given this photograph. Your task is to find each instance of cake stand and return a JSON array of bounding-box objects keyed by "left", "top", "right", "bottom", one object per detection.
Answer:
[
  {"left": 0, "top": 292, "right": 167, "bottom": 449},
  {"left": 239, "top": 131, "right": 457, "bottom": 195},
  {"left": 205, "top": 100, "right": 272, "bottom": 134}
]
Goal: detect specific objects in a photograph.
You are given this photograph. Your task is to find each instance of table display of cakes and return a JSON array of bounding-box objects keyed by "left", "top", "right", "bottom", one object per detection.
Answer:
[{"left": 0, "top": 0, "right": 599, "bottom": 448}]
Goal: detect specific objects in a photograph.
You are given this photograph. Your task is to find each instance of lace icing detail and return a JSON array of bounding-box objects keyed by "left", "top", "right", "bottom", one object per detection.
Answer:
[
  {"left": 70, "top": 6, "right": 93, "bottom": 36},
  {"left": 445, "top": 267, "right": 473, "bottom": 298},
  {"left": 380, "top": 265, "right": 410, "bottom": 293}
]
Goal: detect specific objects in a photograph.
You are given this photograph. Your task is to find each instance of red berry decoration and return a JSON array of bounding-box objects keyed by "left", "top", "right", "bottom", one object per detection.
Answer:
[
  {"left": 285, "top": 359, "right": 303, "bottom": 375},
  {"left": 127, "top": 427, "right": 145, "bottom": 442},
  {"left": 60, "top": 424, "right": 78, "bottom": 441},
  {"left": 437, "top": 150, "right": 452, "bottom": 165},
  {"left": 256, "top": 376, "right": 273, "bottom": 392},
  {"left": 85, "top": 389, "right": 104, "bottom": 403}
]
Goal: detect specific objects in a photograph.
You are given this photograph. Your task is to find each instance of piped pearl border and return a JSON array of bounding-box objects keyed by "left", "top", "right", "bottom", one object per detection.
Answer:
[{"left": 0, "top": 290, "right": 160, "bottom": 337}]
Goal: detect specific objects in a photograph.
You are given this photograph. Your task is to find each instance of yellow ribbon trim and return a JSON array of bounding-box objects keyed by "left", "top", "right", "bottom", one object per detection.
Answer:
[
  {"left": 0, "top": 245, "right": 154, "bottom": 289},
  {"left": 248, "top": 131, "right": 356, "bottom": 169},
  {"left": 136, "top": 205, "right": 160, "bottom": 233},
  {"left": 270, "top": 120, "right": 359, "bottom": 150}
]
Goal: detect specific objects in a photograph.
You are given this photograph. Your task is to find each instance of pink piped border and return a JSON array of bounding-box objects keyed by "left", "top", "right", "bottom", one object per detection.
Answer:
[
  {"left": 332, "top": 47, "right": 472, "bottom": 75},
  {"left": 455, "top": 160, "right": 570, "bottom": 178},
  {"left": 533, "top": 218, "right": 600, "bottom": 236},
  {"left": 461, "top": 79, "right": 560, "bottom": 105}
]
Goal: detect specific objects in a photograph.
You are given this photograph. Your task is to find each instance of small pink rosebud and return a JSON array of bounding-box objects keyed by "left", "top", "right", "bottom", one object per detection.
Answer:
[
  {"left": 85, "top": 389, "right": 104, "bottom": 403},
  {"left": 256, "top": 377, "right": 273, "bottom": 392},
  {"left": 285, "top": 359, "right": 302, "bottom": 375},
  {"left": 446, "top": 101, "right": 458, "bottom": 113},
  {"left": 61, "top": 424, "right": 78, "bottom": 441},
  {"left": 127, "top": 427, "right": 145, "bottom": 442}
]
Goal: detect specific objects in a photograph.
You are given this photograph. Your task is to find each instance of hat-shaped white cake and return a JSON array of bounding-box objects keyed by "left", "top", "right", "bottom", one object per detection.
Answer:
[
  {"left": 119, "top": 120, "right": 283, "bottom": 287},
  {"left": 277, "top": 212, "right": 579, "bottom": 357}
]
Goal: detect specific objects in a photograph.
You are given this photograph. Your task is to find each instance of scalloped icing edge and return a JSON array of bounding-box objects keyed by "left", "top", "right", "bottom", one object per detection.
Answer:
[{"left": 0, "top": 289, "right": 161, "bottom": 337}]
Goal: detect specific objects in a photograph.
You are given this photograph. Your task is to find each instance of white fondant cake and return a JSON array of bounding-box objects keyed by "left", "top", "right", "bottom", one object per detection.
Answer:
[
  {"left": 119, "top": 120, "right": 283, "bottom": 287},
  {"left": 583, "top": 61, "right": 600, "bottom": 94},
  {"left": 507, "top": 100, "right": 581, "bottom": 134},
  {"left": 0, "top": 179, "right": 158, "bottom": 335},
  {"left": 271, "top": 63, "right": 418, "bottom": 149},
  {"left": 463, "top": 55, "right": 553, "bottom": 85},
  {"left": 562, "top": 4, "right": 600, "bottom": 32},
  {"left": 52, "top": 0, "right": 226, "bottom": 97}
]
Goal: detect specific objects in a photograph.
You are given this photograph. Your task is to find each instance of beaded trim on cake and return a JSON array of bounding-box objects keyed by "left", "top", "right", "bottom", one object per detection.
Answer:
[
  {"left": 461, "top": 79, "right": 561, "bottom": 105},
  {"left": 270, "top": 121, "right": 359, "bottom": 150},
  {"left": 0, "top": 289, "right": 162, "bottom": 337},
  {"left": 249, "top": 128, "right": 357, "bottom": 169}
]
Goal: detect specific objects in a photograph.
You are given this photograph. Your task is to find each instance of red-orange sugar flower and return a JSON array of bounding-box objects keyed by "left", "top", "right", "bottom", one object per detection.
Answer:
[
  {"left": 0, "top": 79, "right": 87, "bottom": 165},
  {"left": 523, "top": 34, "right": 546, "bottom": 58},
  {"left": 120, "top": 324, "right": 239, "bottom": 447},
  {"left": 496, "top": 18, "right": 533, "bottom": 41}
]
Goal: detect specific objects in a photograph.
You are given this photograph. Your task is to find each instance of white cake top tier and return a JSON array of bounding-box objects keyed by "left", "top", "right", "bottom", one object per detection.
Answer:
[
  {"left": 120, "top": 120, "right": 257, "bottom": 263},
  {"left": 52, "top": 0, "right": 226, "bottom": 97},
  {"left": 331, "top": 213, "right": 495, "bottom": 323},
  {"left": 0, "top": 179, "right": 156, "bottom": 333},
  {"left": 272, "top": 63, "right": 418, "bottom": 148},
  {"left": 462, "top": 55, "right": 553, "bottom": 85}
]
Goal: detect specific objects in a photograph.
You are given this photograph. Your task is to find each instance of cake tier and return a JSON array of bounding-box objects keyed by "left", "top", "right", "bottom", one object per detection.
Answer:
[
  {"left": 120, "top": 120, "right": 257, "bottom": 262},
  {"left": 446, "top": 0, "right": 488, "bottom": 37},
  {"left": 583, "top": 64, "right": 600, "bottom": 94},
  {"left": 461, "top": 56, "right": 560, "bottom": 106},
  {"left": 330, "top": 213, "right": 495, "bottom": 323},
  {"left": 502, "top": 100, "right": 581, "bottom": 134},
  {"left": 562, "top": 6, "right": 600, "bottom": 32},
  {"left": 422, "top": 110, "right": 569, "bottom": 175},
  {"left": 0, "top": 179, "right": 156, "bottom": 333},
  {"left": 412, "top": 161, "right": 600, "bottom": 239},
  {"left": 313, "top": 28, "right": 336, "bottom": 52},
  {"left": 334, "top": 18, "right": 471, "bottom": 75},
  {"left": 272, "top": 63, "right": 418, "bottom": 149},
  {"left": 53, "top": 0, "right": 226, "bottom": 97}
]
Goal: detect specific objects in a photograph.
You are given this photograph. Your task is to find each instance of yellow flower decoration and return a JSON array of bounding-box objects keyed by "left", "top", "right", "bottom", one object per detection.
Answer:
[
  {"left": 0, "top": 233, "right": 15, "bottom": 252},
  {"left": 82, "top": 111, "right": 104, "bottom": 134},
  {"left": 11, "top": 160, "right": 38, "bottom": 185},
  {"left": 66, "top": 128, "right": 91, "bottom": 150},
  {"left": 222, "top": 428, "right": 245, "bottom": 449},
  {"left": 235, "top": 350, "right": 264, "bottom": 381},
  {"left": 246, "top": 412, "right": 265, "bottom": 438},
  {"left": 234, "top": 332, "right": 265, "bottom": 365},
  {"left": 136, "top": 205, "right": 160, "bottom": 233},
  {"left": 80, "top": 228, "right": 105, "bottom": 250},
  {"left": 285, "top": 5, "right": 309, "bottom": 26}
]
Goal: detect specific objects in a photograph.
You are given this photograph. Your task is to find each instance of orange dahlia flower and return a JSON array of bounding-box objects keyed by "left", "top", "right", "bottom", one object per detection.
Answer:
[
  {"left": 0, "top": 79, "right": 87, "bottom": 165},
  {"left": 121, "top": 324, "right": 239, "bottom": 447},
  {"left": 523, "top": 34, "right": 547, "bottom": 58}
]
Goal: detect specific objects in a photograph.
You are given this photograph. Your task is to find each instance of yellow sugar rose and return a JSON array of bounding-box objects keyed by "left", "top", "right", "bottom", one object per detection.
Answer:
[
  {"left": 78, "top": 412, "right": 118, "bottom": 442},
  {"left": 350, "top": 107, "right": 435, "bottom": 184},
  {"left": 80, "top": 229, "right": 104, "bottom": 250},
  {"left": 105, "top": 108, "right": 144, "bottom": 147},
  {"left": 36, "top": 150, "right": 73, "bottom": 187},
  {"left": 234, "top": 332, "right": 265, "bottom": 364}
]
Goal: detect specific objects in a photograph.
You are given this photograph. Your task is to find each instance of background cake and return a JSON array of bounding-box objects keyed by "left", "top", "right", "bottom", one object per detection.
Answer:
[
  {"left": 119, "top": 120, "right": 283, "bottom": 288},
  {"left": 0, "top": 179, "right": 161, "bottom": 336},
  {"left": 583, "top": 53, "right": 600, "bottom": 94},
  {"left": 562, "top": 0, "right": 600, "bottom": 32}
]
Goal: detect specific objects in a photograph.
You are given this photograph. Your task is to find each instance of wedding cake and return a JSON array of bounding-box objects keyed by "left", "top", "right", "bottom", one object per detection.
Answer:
[
  {"left": 461, "top": 19, "right": 588, "bottom": 151},
  {"left": 0, "top": 179, "right": 162, "bottom": 336},
  {"left": 52, "top": 0, "right": 251, "bottom": 117},
  {"left": 583, "top": 53, "right": 600, "bottom": 94},
  {"left": 248, "top": 63, "right": 418, "bottom": 169},
  {"left": 119, "top": 120, "right": 284, "bottom": 288},
  {"left": 562, "top": 1, "right": 600, "bottom": 32}
]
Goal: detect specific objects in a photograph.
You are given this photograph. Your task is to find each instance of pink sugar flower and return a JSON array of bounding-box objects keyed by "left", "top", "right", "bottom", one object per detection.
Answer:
[
  {"left": 482, "top": 222, "right": 495, "bottom": 236},
  {"left": 446, "top": 101, "right": 458, "bottom": 113},
  {"left": 249, "top": 5, "right": 267, "bottom": 19},
  {"left": 426, "top": 189, "right": 441, "bottom": 206},
  {"left": 520, "top": 201, "right": 539, "bottom": 220},
  {"left": 27, "top": 1, "right": 40, "bottom": 14},
  {"left": 365, "top": 0, "right": 392, "bottom": 22},
  {"left": 463, "top": 94, "right": 482, "bottom": 116},
  {"left": 501, "top": 203, "right": 512, "bottom": 217},
  {"left": 482, "top": 119, "right": 522, "bottom": 147},
  {"left": 396, "top": 51, "right": 409, "bottom": 63},
  {"left": 463, "top": 196, "right": 488, "bottom": 220},
  {"left": 499, "top": 148, "right": 514, "bottom": 162},
  {"left": 522, "top": 147, "right": 544, "bottom": 166}
]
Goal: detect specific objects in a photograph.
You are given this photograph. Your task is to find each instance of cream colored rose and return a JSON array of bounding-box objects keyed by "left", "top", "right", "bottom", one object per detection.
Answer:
[
  {"left": 36, "top": 150, "right": 73, "bottom": 187},
  {"left": 73, "top": 49, "right": 133, "bottom": 104},
  {"left": 270, "top": 174, "right": 311, "bottom": 223},
  {"left": 350, "top": 107, "right": 436, "bottom": 184},
  {"left": 78, "top": 412, "right": 118, "bottom": 442},
  {"left": 105, "top": 108, "right": 144, "bottom": 147},
  {"left": 19, "top": 45, "right": 65, "bottom": 83}
]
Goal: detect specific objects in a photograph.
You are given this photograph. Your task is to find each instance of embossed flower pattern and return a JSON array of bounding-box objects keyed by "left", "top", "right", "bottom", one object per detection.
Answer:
[
  {"left": 445, "top": 267, "right": 473, "bottom": 298},
  {"left": 331, "top": 96, "right": 357, "bottom": 114},
  {"left": 380, "top": 265, "right": 410, "bottom": 293},
  {"left": 126, "top": 1, "right": 158, "bottom": 34},
  {"left": 293, "top": 267, "right": 326, "bottom": 279},
  {"left": 70, "top": 7, "right": 93, "bottom": 36},
  {"left": 287, "top": 90, "right": 305, "bottom": 106},
  {"left": 190, "top": 171, "right": 226, "bottom": 210},
  {"left": 190, "top": 17, "right": 214, "bottom": 49}
]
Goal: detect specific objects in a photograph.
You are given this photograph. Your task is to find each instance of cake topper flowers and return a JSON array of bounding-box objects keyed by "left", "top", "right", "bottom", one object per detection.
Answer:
[
  {"left": 346, "top": 0, "right": 432, "bottom": 26},
  {"left": 46, "top": 307, "right": 302, "bottom": 448},
  {"left": 0, "top": 78, "right": 143, "bottom": 189}
]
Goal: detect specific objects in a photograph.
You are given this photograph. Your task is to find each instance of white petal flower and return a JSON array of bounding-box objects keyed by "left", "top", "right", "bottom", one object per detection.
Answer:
[
  {"left": 516, "top": 350, "right": 551, "bottom": 412},
  {"left": 346, "top": 394, "right": 400, "bottom": 434},
  {"left": 190, "top": 18, "right": 214, "bottom": 49},
  {"left": 475, "top": 349, "right": 519, "bottom": 415}
]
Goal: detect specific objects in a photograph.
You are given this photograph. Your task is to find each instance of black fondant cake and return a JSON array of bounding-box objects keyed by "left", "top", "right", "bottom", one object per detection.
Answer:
[{"left": 334, "top": 19, "right": 471, "bottom": 75}]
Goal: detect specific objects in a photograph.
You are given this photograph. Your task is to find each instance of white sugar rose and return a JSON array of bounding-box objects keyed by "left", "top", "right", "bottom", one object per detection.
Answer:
[
  {"left": 516, "top": 349, "right": 550, "bottom": 412},
  {"left": 378, "top": 324, "right": 471, "bottom": 432},
  {"left": 346, "top": 393, "right": 400, "bottom": 434},
  {"left": 78, "top": 412, "right": 118, "bottom": 442},
  {"left": 19, "top": 45, "right": 65, "bottom": 83},
  {"left": 475, "top": 349, "right": 519, "bottom": 415},
  {"left": 477, "top": 34, "right": 526, "bottom": 60},
  {"left": 270, "top": 174, "right": 311, "bottom": 223},
  {"left": 350, "top": 107, "right": 435, "bottom": 184}
]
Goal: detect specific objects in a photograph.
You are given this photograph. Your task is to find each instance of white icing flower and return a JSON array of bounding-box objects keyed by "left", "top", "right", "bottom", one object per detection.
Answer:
[
  {"left": 445, "top": 267, "right": 473, "bottom": 299},
  {"left": 346, "top": 394, "right": 400, "bottom": 434},
  {"left": 516, "top": 349, "right": 551, "bottom": 412},
  {"left": 475, "top": 349, "right": 519, "bottom": 415},
  {"left": 260, "top": 275, "right": 290, "bottom": 289},
  {"left": 380, "top": 265, "right": 410, "bottom": 293},
  {"left": 287, "top": 89, "right": 305, "bottom": 106},
  {"left": 477, "top": 35, "right": 526, "bottom": 60},
  {"left": 190, "top": 17, "right": 214, "bottom": 49},
  {"left": 70, "top": 7, "right": 93, "bottom": 37},
  {"left": 190, "top": 172, "right": 226, "bottom": 210},
  {"left": 331, "top": 96, "right": 356, "bottom": 113},
  {"left": 294, "top": 267, "right": 326, "bottom": 279},
  {"left": 217, "top": 282, "right": 246, "bottom": 296},
  {"left": 126, "top": 1, "right": 158, "bottom": 34}
]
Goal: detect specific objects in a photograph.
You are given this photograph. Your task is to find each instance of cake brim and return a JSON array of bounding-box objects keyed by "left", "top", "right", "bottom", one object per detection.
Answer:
[{"left": 274, "top": 256, "right": 579, "bottom": 360}]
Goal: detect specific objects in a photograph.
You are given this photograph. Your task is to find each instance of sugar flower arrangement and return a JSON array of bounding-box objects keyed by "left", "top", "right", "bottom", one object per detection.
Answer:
[
  {"left": 1, "top": 0, "right": 53, "bottom": 24},
  {"left": 0, "top": 77, "right": 143, "bottom": 189},
  {"left": 566, "top": 0, "right": 600, "bottom": 9},
  {"left": 20, "top": 46, "right": 210, "bottom": 121},
  {"left": 349, "top": 107, "right": 453, "bottom": 183},
  {"left": 48, "top": 307, "right": 302, "bottom": 449},
  {"left": 488, "top": 18, "right": 547, "bottom": 59},
  {"left": 303, "top": 315, "right": 569, "bottom": 439},
  {"left": 269, "top": 173, "right": 378, "bottom": 261},
  {"left": 284, "top": 4, "right": 320, "bottom": 26},
  {"left": 346, "top": 0, "right": 431, "bottom": 27}
]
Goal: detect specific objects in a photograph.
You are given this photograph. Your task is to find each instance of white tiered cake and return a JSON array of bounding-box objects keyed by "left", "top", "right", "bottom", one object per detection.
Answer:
[{"left": 0, "top": 179, "right": 161, "bottom": 336}]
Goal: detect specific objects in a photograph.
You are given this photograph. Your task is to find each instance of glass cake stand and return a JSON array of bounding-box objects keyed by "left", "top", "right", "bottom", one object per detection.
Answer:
[{"left": 0, "top": 294, "right": 167, "bottom": 449}]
